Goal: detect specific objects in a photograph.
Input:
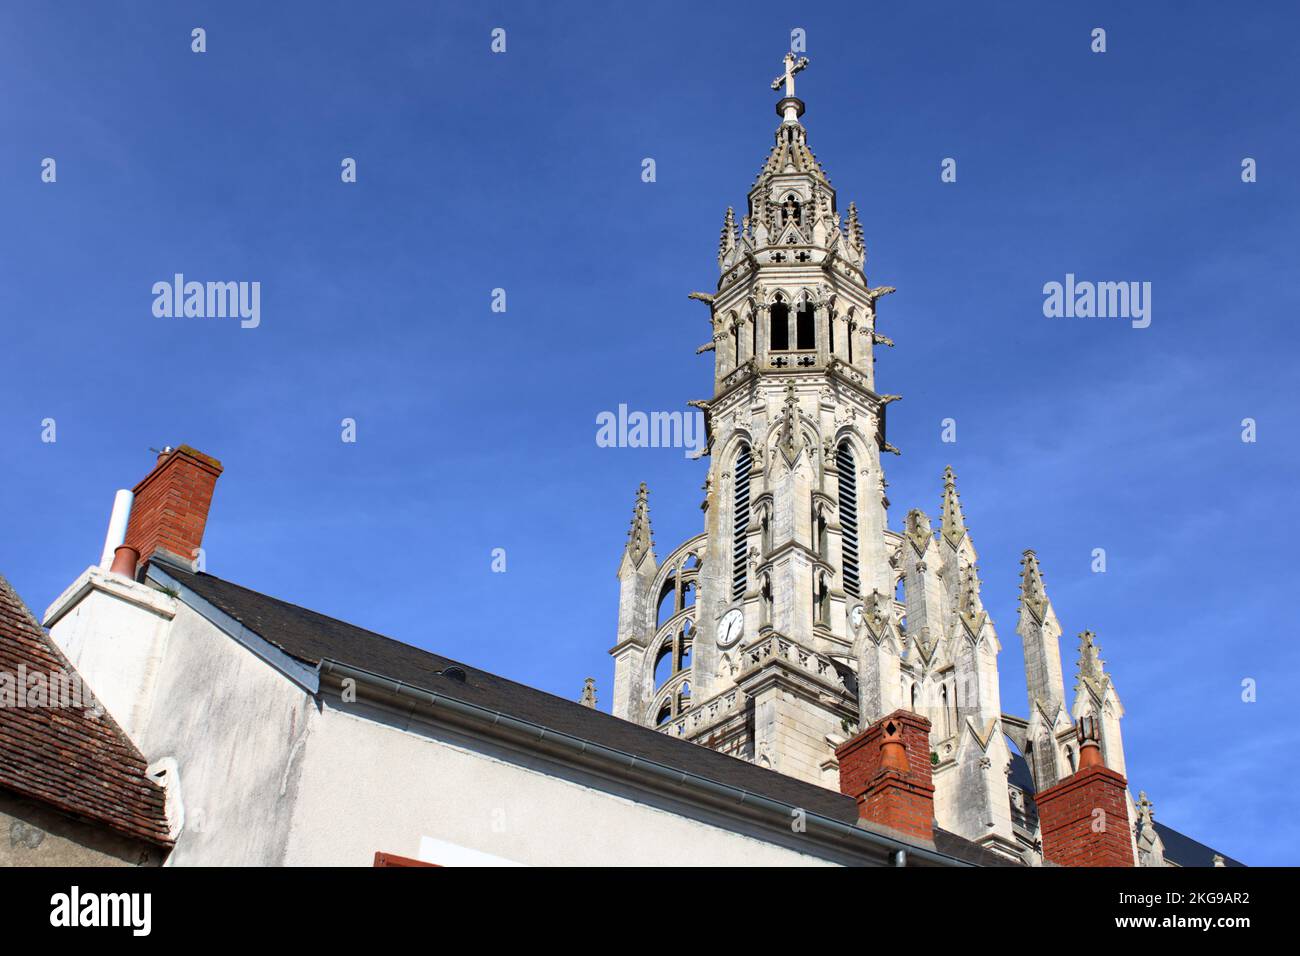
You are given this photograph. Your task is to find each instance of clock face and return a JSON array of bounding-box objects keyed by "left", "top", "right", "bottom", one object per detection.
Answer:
[
  {"left": 717, "top": 608, "right": 744, "bottom": 649},
  {"left": 850, "top": 604, "right": 865, "bottom": 629}
]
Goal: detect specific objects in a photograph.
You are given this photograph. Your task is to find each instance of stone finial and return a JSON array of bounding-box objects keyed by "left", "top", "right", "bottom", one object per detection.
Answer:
[
  {"left": 624, "top": 483, "right": 654, "bottom": 567},
  {"left": 860, "top": 588, "right": 896, "bottom": 643},
  {"left": 1076, "top": 630, "right": 1108, "bottom": 690},
  {"left": 939, "top": 465, "right": 968, "bottom": 548},
  {"left": 1137, "top": 791, "right": 1154, "bottom": 827},
  {"left": 1018, "top": 549, "right": 1051, "bottom": 622},
  {"left": 846, "top": 202, "right": 864, "bottom": 253},
  {"left": 718, "top": 206, "right": 736, "bottom": 261},
  {"left": 903, "top": 508, "right": 933, "bottom": 557},
  {"left": 957, "top": 560, "right": 987, "bottom": 633},
  {"left": 1134, "top": 791, "right": 1165, "bottom": 867},
  {"left": 579, "top": 677, "right": 597, "bottom": 709}
]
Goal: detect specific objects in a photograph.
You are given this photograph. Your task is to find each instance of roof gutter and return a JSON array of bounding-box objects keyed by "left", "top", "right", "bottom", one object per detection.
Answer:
[{"left": 317, "top": 658, "right": 974, "bottom": 868}]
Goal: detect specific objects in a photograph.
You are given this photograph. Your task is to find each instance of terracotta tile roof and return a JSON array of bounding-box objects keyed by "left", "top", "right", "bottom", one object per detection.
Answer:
[{"left": 0, "top": 574, "right": 172, "bottom": 847}]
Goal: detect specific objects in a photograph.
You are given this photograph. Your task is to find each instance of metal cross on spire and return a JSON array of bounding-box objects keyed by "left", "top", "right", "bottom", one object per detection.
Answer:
[{"left": 771, "top": 52, "right": 810, "bottom": 98}]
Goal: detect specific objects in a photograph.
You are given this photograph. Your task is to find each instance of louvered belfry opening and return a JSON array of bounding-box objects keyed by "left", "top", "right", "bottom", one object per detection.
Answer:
[
  {"left": 796, "top": 302, "right": 815, "bottom": 350},
  {"left": 837, "top": 442, "right": 860, "bottom": 598},
  {"left": 732, "top": 445, "right": 753, "bottom": 600},
  {"left": 769, "top": 301, "right": 789, "bottom": 351}
]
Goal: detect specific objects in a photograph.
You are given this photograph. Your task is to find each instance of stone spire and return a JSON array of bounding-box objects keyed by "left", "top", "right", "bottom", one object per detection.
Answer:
[
  {"left": 940, "top": 546, "right": 1016, "bottom": 859},
  {"left": 939, "top": 465, "right": 967, "bottom": 549},
  {"left": 1071, "top": 629, "right": 1127, "bottom": 777},
  {"left": 1019, "top": 549, "right": 1050, "bottom": 621},
  {"left": 623, "top": 483, "right": 655, "bottom": 569},
  {"left": 750, "top": 53, "right": 830, "bottom": 196},
  {"left": 1017, "top": 550, "right": 1067, "bottom": 718},
  {"left": 853, "top": 588, "right": 903, "bottom": 724},
  {"left": 899, "top": 509, "right": 946, "bottom": 663},
  {"left": 579, "top": 677, "right": 597, "bottom": 709},
  {"left": 612, "top": 484, "right": 659, "bottom": 721}
]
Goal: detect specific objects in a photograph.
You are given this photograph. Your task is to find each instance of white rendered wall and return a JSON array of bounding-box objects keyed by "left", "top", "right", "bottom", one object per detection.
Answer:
[{"left": 283, "top": 699, "right": 842, "bottom": 867}]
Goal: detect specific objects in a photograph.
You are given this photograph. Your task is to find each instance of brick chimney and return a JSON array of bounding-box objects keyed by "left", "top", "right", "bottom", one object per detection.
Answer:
[
  {"left": 1034, "top": 716, "right": 1135, "bottom": 867},
  {"left": 122, "top": 445, "right": 223, "bottom": 575},
  {"left": 835, "top": 709, "right": 935, "bottom": 843}
]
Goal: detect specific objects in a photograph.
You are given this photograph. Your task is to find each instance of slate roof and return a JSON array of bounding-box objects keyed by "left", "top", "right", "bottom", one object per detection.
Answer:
[
  {"left": 1154, "top": 822, "right": 1245, "bottom": 868},
  {"left": 158, "top": 562, "right": 1014, "bottom": 866},
  {"left": 0, "top": 574, "right": 173, "bottom": 847},
  {"left": 1007, "top": 748, "right": 1037, "bottom": 795}
]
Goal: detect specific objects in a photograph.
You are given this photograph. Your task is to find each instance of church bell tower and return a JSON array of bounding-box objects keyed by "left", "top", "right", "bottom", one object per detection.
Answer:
[
  {"left": 611, "top": 54, "right": 902, "bottom": 786},
  {"left": 609, "top": 54, "right": 1143, "bottom": 865}
]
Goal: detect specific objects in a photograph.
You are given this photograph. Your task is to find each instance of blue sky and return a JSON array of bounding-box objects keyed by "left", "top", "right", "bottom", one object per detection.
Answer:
[{"left": 2, "top": 2, "right": 1297, "bottom": 864}]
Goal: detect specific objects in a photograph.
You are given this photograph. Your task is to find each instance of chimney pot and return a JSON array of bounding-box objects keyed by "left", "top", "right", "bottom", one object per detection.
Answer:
[
  {"left": 1076, "top": 714, "right": 1104, "bottom": 769},
  {"left": 879, "top": 720, "right": 910, "bottom": 773},
  {"left": 109, "top": 545, "right": 141, "bottom": 579}
]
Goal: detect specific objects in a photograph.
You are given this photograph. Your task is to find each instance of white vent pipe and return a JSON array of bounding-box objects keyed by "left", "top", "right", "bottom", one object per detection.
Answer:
[{"left": 99, "top": 489, "right": 135, "bottom": 569}]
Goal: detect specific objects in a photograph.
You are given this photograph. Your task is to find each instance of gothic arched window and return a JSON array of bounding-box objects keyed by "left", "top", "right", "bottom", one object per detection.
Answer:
[
  {"left": 732, "top": 444, "right": 753, "bottom": 600},
  {"left": 796, "top": 300, "right": 815, "bottom": 350},
  {"left": 837, "top": 441, "right": 861, "bottom": 598},
  {"left": 770, "top": 298, "right": 789, "bottom": 351}
]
